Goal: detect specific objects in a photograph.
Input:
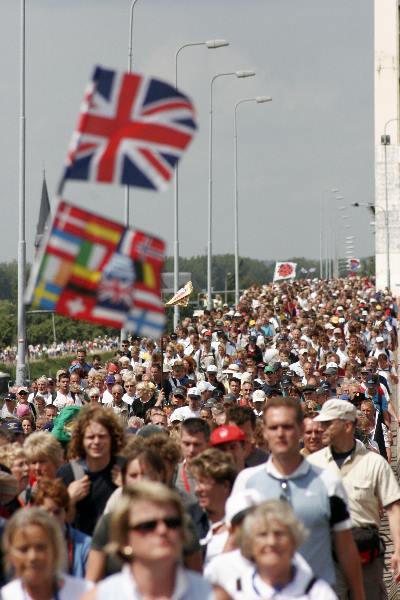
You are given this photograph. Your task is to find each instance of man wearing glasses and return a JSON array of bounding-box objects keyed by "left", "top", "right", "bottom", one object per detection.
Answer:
[{"left": 229, "top": 396, "right": 364, "bottom": 598}]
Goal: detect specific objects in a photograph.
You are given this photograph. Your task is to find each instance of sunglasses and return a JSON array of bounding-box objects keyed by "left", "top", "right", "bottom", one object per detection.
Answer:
[{"left": 128, "top": 516, "right": 182, "bottom": 534}]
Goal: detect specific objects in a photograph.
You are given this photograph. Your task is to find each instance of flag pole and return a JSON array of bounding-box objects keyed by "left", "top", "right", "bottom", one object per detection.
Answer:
[
  {"left": 121, "top": 0, "right": 141, "bottom": 342},
  {"left": 16, "top": 0, "right": 27, "bottom": 386}
]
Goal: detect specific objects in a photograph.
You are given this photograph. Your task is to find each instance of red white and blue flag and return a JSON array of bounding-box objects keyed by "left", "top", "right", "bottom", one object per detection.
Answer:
[{"left": 60, "top": 66, "right": 197, "bottom": 192}]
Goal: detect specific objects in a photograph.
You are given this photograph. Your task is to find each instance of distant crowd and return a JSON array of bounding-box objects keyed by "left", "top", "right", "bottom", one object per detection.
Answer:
[
  {"left": 0, "top": 276, "right": 399, "bottom": 600},
  {"left": 0, "top": 336, "right": 120, "bottom": 363}
]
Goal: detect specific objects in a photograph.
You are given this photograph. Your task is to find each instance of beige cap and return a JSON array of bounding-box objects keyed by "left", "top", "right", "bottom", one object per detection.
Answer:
[
  {"left": 252, "top": 389, "right": 266, "bottom": 403},
  {"left": 314, "top": 399, "right": 357, "bottom": 422}
]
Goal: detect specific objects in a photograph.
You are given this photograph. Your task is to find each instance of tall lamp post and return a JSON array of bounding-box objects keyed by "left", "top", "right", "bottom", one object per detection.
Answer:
[
  {"left": 17, "top": 0, "right": 26, "bottom": 385},
  {"left": 352, "top": 200, "right": 390, "bottom": 288},
  {"left": 125, "top": 0, "right": 142, "bottom": 227},
  {"left": 380, "top": 118, "right": 399, "bottom": 291},
  {"left": 207, "top": 69, "right": 255, "bottom": 310},
  {"left": 173, "top": 39, "right": 229, "bottom": 329},
  {"left": 233, "top": 95, "right": 271, "bottom": 307}
]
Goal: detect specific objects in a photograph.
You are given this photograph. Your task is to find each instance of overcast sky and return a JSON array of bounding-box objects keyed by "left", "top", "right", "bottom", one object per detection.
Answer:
[{"left": 1, "top": 0, "right": 374, "bottom": 265}]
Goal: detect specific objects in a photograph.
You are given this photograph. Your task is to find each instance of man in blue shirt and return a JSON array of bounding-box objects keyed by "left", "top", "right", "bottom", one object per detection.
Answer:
[{"left": 229, "top": 396, "right": 364, "bottom": 599}]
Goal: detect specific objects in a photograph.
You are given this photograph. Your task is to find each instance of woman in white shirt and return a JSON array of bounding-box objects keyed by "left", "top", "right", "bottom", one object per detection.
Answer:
[
  {"left": 214, "top": 500, "right": 337, "bottom": 600},
  {"left": 81, "top": 481, "right": 213, "bottom": 600},
  {"left": 1, "top": 507, "right": 90, "bottom": 600}
]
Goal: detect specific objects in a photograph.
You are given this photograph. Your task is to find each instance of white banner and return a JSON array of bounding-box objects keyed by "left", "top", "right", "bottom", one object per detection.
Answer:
[{"left": 273, "top": 262, "right": 297, "bottom": 281}]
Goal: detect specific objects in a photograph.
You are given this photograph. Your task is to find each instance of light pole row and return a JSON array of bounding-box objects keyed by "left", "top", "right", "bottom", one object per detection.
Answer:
[
  {"left": 207, "top": 70, "right": 255, "bottom": 310},
  {"left": 174, "top": 39, "right": 229, "bottom": 328},
  {"left": 234, "top": 96, "right": 272, "bottom": 306}
]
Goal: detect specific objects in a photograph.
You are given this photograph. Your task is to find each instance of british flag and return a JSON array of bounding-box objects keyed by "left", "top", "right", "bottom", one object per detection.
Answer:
[{"left": 60, "top": 66, "right": 197, "bottom": 192}]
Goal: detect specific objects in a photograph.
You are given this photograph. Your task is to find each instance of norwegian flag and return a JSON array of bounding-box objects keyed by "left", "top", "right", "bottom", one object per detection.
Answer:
[{"left": 60, "top": 66, "right": 197, "bottom": 192}]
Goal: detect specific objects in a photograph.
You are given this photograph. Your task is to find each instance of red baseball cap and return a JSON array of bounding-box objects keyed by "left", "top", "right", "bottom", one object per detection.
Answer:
[{"left": 210, "top": 424, "right": 246, "bottom": 446}]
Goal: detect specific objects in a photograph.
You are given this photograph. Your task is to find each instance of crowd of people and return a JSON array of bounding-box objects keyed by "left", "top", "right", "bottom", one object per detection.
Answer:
[
  {"left": 0, "top": 276, "right": 399, "bottom": 599},
  {"left": 0, "top": 336, "right": 120, "bottom": 363}
]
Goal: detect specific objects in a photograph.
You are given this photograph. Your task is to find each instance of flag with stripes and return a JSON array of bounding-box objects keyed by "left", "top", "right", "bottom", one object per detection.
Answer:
[
  {"left": 26, "top": 200, "right": 165, "bottom": 338},
  {"left": 60, "top": 66, "right": 197, "bottom": 192}
]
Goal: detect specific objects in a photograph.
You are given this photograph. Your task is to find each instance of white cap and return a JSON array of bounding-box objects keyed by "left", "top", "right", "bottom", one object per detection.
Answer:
[
  {"left": 314, "top": 399, "right": 357, "bottom": 422},
  {"left": 376, "top": 336, "right": 384, "bottom": 343},
  {"left": 252, "top": 390, "right": 266, "bottom": 403},
  {"left": 225, "top": 489, "right": 263, "bottom": 524},
  {"left": 197, "top": 381, "right": 215, "bottom": 393},
  {"left": 187, "top": 387, "right": 201, "bottom": 397},
  {"left": 207, "top": 365, "right": 218, "bottom": 373},
  {"left": 169, "top": 411, "right": 185, "bottom": 422},
  {"left": 326, "top": 361, "right": 338, "bottom": 369},
  {"left": 223, "top": 364, "right": 240, "bottom": 374}
]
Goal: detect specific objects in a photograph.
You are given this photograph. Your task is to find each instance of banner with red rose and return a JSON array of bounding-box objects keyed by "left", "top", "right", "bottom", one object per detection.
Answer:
[{"left": 273, "top": 262, "right": 297, "bottom": 282}]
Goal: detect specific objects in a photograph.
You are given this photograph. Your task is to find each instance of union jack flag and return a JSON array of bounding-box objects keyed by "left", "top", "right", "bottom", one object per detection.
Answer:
[{"left": 60, "top": 66, "right": 197, "bottom": 192}]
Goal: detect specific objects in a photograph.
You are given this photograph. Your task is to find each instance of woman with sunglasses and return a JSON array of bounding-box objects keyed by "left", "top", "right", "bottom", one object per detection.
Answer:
[{"left": 82, "top": 481, "right": 213, "bottom": 600}]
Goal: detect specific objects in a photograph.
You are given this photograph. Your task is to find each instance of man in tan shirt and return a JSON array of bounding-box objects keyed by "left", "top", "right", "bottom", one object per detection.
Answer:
[{"left": 308, "top": 399, "right": 400, "bottom": 600}]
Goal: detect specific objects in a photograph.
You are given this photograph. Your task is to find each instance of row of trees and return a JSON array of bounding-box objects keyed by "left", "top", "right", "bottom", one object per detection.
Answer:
[{"left": 0, "top": 256, "right": 374, "bottom": 347}]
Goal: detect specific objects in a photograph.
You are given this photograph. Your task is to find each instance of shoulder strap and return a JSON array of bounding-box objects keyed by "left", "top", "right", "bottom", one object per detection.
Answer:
[
  {"left": 305, "top": 575, "right": 317, "bottom": 594},
  {"left": 236, "top": 577, "right": 242, "bottom": 591},
  {"left": 70, "top": 460, "right": 86, "bottom": 480}
]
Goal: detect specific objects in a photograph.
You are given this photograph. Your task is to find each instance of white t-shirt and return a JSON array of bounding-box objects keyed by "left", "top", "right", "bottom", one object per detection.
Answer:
[
  {"left": 1, "top": 574, "right": 91, "bottom": 600},
  {"left": 101, "top": 389, "right": 114, "bottom": 405},
  {"left": 122, "top": 393, "right": 134, "bottom": 406},
  {"left": 28, "top": 391, "right": 54, "bottom": 406},
  {"left": 204, "top": 548, "right": 252, "bottom": 585},
  {"left": 53, "top": 391, "right": 77, "bottom": 410},
  {"left": 223, "top": 557, "right": 336, "bottom": 600},
  {"left": 170, "top": 406, "right": 200, "bottom": 422}
]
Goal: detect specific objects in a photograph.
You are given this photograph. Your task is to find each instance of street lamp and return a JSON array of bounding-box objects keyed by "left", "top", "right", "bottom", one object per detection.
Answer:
[
  {"left": 173, "top": 39, "right": 229, "bottom": 328},
  {"left": 324, "top": 189, "right": 344, "bottom": 280},
  {"left": 351, "top": 200, "right": 390, "bottom": 288},
  {"left": 17, "top": 0, "right": 27, "bottom": 385},
  {"left": 380, "top": 118, "right": 399, "bottom": 291},
  {"left": 207, "top": 69, "right": 255, "bottom": 310},
  {"left": 233, "top": 95, "right": 271, "bottom": 307},
  {"left": 125, "top": 0, "right": 143, "bottom": 227}
]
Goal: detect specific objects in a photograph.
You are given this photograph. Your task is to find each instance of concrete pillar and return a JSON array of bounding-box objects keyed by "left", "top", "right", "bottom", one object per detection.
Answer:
[{"left": 374, "top": 0, "right": 400, "bottom": 293}]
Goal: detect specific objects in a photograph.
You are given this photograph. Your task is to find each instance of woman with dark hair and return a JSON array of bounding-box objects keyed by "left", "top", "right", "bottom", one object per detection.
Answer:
[
  {"left": 182, "top": 356, "right": 197, "bottom": 381},
  {"left": 85, "top": 445, "right": 166, "bottom": 582}
]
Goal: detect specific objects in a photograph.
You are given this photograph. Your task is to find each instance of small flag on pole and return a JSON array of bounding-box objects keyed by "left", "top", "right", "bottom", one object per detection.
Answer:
[
  {"left": 26, "top": 201, "right": 165, "bottom": 339},
  {"left": 59, "top": 66, "right": 197, "bottom": 193},
  {"left": 165, "top": 281, "right": 193, "bottom": 307},
  {"left": 34, "top": 172, "right": 51, "bottom": 251},
  {"left": 348, "top": 258, "right": 361, "bottom": 271},
  {"left": 273, "top": 262, "right": 297, "bottom": 282}
]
